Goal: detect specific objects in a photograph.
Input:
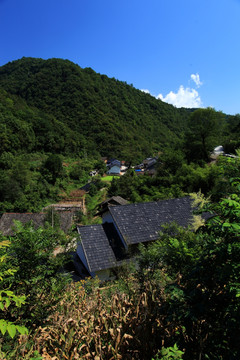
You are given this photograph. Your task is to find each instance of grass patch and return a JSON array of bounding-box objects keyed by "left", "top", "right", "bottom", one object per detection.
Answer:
[{"left": 101, "top": 176, "right": 117, "bottom": 182}]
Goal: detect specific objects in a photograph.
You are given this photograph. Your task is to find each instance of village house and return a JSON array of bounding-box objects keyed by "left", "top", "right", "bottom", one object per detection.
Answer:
[
  {"left": 106, "top": 158, "right": 121, "bottom": 175},
  {"left": 96, "top": 196, "right": 129, "bottom": 216},
  {"left": 134, "top": 157, "right": 158, "bottom": 176},
  {"left": 107, "top": 159, "right": 121, "bottom": 168},
  {"left": 143, "top": 157, "right": 157, "bottom": 169},
  {"left": 107, "top": 165, "right": 121, "bottom": 175},
  {"left": 120, "top": 161, "right": 128, "bottom": 175},
  {"left": 76, "top": 197, "right": 206, "bottom": 281},
  {"left": 0, "top": 211, "right": 73, "bottom": 236},
  {"left": 89, "top": 170, "right": 98, "bottom": 177}
]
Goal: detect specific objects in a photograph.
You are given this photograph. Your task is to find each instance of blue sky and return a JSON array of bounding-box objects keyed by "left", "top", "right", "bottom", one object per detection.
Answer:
[{"left": 1, "top": 0, "right": 240, "bottom": 114}]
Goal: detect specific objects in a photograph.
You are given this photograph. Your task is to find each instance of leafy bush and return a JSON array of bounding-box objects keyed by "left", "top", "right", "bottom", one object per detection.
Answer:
[
  {"left": 3, "top": 223, "right": 73, "bottom": 327},
  {"left": 0, "top": 238, "right": 28, "bottom": 347},
  {"left": 153, "top": 344, "right": 184, "bottom": 360}
]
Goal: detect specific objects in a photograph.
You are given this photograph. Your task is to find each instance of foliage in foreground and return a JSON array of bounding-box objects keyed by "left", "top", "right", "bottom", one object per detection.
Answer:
[
  {"left": 0, "top": 239, "right": 28, "bottom": 339},
  {"left": 8, "top": 278, "right": 177, "bottom": 360},
  {"left": 5, "top": 179, "right": 240, "bottom": 359},
  {"left": 0, "top": 221, "right": 74, "bottom": 354},
  {"left": 1, "top": 156, "right": 240, "bottom": 359}
]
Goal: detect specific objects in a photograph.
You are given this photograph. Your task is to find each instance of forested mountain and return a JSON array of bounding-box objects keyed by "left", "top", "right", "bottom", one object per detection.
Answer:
[
  {"left": 1, "top": 58, "right": 240, "bottom": 359},
  {"left": 0, "top": 57, "right": 191, "bottom": 160}
]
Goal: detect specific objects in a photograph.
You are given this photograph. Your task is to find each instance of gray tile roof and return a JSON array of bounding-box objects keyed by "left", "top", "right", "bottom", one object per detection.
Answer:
[
  {"left": 0, "top": 212, "right": 73, "bottom": 236},
  {"left": 109, "top": 197, "right": 194, "bottom": 245},
  {"left": 100, "top": 196, "right": 128, "bottom": 207},
  {"left": 77, "top": 224, "right": 118, "bottom": 273},
  {"left": 96, "top": 196, "right": 129, "bottom": 216},
  {"left": 76, "top": 197, "right": 206, "bottom": 273}
]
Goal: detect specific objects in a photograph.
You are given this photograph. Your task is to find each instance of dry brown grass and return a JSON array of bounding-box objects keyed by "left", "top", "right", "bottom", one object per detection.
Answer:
[{"left": 15, "top": 278, "right": 169, "bottom": 360}]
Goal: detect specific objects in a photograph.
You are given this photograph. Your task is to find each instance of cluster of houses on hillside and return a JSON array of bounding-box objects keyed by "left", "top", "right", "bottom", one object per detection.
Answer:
[
  {"left": 89, "top": 158, "right": 127, "bottom": 176},
  {"left": 0, "top": 192, "right": 210, "bottom": 281},
  {"left": 0, "top": 153, "right": 219, "bottom": 281},
  {"left": 106, "top": 157, "right": 158, "bottom": 176},
  {"left": 89, "top": 157, "right": 158, "bottom": 177},
  {"left": 93, "top": 147, "right": 234, "bottom": 179}
]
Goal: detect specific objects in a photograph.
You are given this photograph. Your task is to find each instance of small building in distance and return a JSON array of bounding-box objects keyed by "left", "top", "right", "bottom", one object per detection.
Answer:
[
  {"left": 106, "top": 159, "right": 121, "bottom": 175},
  {"left": 107, "top": 165, "right": 121, "bottom": 175},
  {"left": 96, "top": 196, "right": 128, "bottom": 216}
]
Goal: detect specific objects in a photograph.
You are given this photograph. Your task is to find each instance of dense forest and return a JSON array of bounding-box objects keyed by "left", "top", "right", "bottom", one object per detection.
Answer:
[
  {"left": 0, "top": 57, "right": 195, "bottom": 160},
  {"left": 1, "top": 57, "right": 240, "bottom": 359}
]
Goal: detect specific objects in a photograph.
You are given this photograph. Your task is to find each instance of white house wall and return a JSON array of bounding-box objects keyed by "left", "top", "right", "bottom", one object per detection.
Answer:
[{"left": 76, "top": 242, "right": 93, "bottom": 276}]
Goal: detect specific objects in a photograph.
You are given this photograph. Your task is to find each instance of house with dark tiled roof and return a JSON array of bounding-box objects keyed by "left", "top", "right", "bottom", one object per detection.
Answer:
[
  {"left": 0, "top": 212, "right": 73, "bottom": 236},
  {"left": 76, "top": 197, "right": 205, "bottom": 280},
  {"left": 107, "top": 159, "right": 121, "bottom": 168},
  {"left": 96, "top": 196, "right": 128, "bottom": 216},
  {"left": 107, "top": 165, "right": 121, "bottom": 175},
  {"left": 76, "top": 222, "right": 126, "bottom": 280},
  {"left": 143, "top": 157, "right": 157, "bottom": 169},
  {"left": 106, "top": 159, "right": 121, "bottom": 176}
]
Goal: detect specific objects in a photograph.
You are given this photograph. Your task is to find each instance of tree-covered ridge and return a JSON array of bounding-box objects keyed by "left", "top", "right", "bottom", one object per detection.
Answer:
[
  {"left": 0, "top": 57, "right": 191, "bottom": 160},
  {"left": 0, "top": 89, "right": 82, "bottom": 154}
]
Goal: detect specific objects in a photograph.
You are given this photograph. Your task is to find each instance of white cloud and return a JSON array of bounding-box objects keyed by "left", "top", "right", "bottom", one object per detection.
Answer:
[
  {"left": 191, "top": 73, "right": 202, "bottom": 88},
  {"left": 140, "top": 74, "right": 203, "bottom": 108},
  {"left": 157, "top": 85, "right": 202, "bottom": 108}
]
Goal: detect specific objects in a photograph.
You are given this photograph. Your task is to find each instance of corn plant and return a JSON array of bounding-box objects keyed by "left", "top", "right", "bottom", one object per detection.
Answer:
[{"left": 14, "top": 276, "right": 171, "bottom": 360}]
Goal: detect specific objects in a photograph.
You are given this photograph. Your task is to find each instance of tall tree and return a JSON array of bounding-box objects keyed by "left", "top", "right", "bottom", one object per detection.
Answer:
[
  {"left": 184, "top": 108, "right": 224, "bottom": 163},
  {"left": 42, "top": 154, "right": 63, "bottom": 184}
]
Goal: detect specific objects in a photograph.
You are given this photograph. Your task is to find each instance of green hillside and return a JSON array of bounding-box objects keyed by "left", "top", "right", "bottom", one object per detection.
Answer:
[{"left": 0, "top": 57, "right": 191, "bottom": 160}]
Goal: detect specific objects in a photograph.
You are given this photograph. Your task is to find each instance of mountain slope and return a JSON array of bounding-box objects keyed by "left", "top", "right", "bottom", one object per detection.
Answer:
[{"left": 0, "top": 57, "right": 190, "bottom": 160}]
